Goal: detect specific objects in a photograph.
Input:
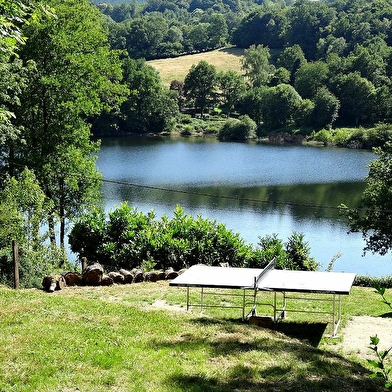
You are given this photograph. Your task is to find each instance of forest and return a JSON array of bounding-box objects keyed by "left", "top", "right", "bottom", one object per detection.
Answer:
[
  {"left": 87, "top": 0, "right": 392, "bottom": 144},
  {"left": 1, "top": 0, "right": 392, "bottom": 286}
]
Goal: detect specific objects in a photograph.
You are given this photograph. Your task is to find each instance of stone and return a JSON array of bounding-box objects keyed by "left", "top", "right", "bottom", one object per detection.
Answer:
[
  {"left": 82, "top": 263, "right": 104, "bottom": 286},
  {"left": 108, "top": 271, "right": 125, "bottom": 284},
  {"left": 119, "top": 268, "right": 133, "bottom": 283},
  {"left": 42, "top": 274, "right": 66, "bottom": 292},
  {"left": 63, "top": 271, "right": 83, "bottom": 286}
]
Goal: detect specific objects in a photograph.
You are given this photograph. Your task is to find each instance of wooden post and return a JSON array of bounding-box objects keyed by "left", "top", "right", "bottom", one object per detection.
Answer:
[{"left": 12, "top": 240, "right": 19, "bottom": 290}]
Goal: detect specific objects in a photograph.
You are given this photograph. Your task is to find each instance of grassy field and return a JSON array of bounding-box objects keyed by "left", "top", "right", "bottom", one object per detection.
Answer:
[
  {"left": 148, "top": 47, "right": 245, "bottom": 86},
  {"left": 0, "top": 282, "right": 390, "bottom": 391}
]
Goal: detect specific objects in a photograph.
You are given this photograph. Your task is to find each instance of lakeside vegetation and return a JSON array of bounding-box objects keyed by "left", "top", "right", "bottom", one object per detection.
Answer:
[
  {"left": 1, "top": 0, "right": 392, "bottom": 288},
  {"left": 0, "top": 282, "right": 389, "bottom": 391}
]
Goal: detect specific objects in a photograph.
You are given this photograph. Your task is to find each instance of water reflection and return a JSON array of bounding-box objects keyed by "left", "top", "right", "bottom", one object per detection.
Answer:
[{"left": 97, "top": 137, "right": 390, "bottom": 277}]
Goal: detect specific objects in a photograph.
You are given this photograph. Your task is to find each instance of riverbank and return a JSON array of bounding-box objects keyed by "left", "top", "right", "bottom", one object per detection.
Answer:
[{"left": 139, "top": 118, "right": 391, "bottom": 150}]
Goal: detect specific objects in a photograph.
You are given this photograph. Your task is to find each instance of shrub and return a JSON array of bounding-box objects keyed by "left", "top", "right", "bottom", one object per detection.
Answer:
[
  {"left": 313, "top": 129, "right": 333, "bottom": 144},
  {"left": 218, "top": 115, "right": 256, "bottom": 141},
  {"left": 69, "top": 204, "right": 254, "bottom": 271}
]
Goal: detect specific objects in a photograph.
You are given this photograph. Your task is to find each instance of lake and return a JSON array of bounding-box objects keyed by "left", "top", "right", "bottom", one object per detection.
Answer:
[{"left": 96, "top": 136, "right": 391, "bottom": 277}]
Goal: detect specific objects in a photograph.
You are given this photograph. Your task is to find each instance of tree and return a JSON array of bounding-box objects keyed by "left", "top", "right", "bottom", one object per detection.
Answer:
[
  {"left": 286, "top": 0, "right": 335, "bottom": 60},
  {"left": 120, "top": 58, "right": 179, "bottom": 133},
  {"left": 125, "top": 15, "right": 169, "bottom": 59},
  {"left": 332, "top": 71, "right": 376, "bottom": 125},
  {"left": 207, "top": 13, "right": 228, "bottom": 49},
  {"left": 311, "top": 87, "right": 340, "bottom": 130},
  {"left": 341, "top": 142, "right": 392, "bottom": 256},
  {"left": 0, "top": 168, "right": 63, "bottom": 286},
  {"left": 242, "top": 86, "right": 270, "bottom": 126},
  {"left": 184, "top": 60, "right": 217, "bottom": 116},
  {"left": 0, "top": 0, "right": 33, "bottom": 160},
  {"left": 241, "top": 44, "right": 274, "bottom": 87},
  {"left": 12, "top": 0, "right": 127, "bottom": 250},
  {"left": 276, "top": 44, "right": 306, "bottom": 84},
  {"left": 231, "top": 6, "right": 287, "bottom": 49},
  {"left": 294, "top": 61, "right": 329, "bottom": 99},
  {"left": 262, "top": 84, "right": 303, "bottom": 130},
  {"left": 217, "top": 70, "right": 246, "bottom": 115}
]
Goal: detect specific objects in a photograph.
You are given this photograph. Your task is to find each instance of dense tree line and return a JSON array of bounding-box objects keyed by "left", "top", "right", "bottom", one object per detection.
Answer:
[{"left": 89, "top": 0, "right": 392, "bottom": 137}]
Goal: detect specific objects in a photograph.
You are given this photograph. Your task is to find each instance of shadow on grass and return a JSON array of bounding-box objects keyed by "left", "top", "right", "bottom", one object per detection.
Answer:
[
  {"left": 380, "top": 311, "right": 392, "bottom": 318},
  {"left": 273, "top": 321, "right": 328, "bottom": 347},
  {"left": 157, "top": 317, "right": 384, "bottom": 391},
  {"left": 194, "top": 317, "right": 327, "bottom": 347},
  {"left": 218, "top": 47, "right": 245, "bottom": 57}
]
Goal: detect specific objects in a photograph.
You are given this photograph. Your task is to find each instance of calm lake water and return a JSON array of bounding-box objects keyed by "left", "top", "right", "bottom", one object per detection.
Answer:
[{"left": 96, "top": 136, "right": 391, "bottom": 277}]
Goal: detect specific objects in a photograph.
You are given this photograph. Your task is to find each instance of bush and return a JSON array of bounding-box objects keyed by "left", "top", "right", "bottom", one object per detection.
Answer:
[
  {"left": 313, "top": 129, "right": 333, "bottom": 144},
  {"left": 251, "top": 232, "right": 318, "bottom": 271},
  {"left": 69, "top": 204, "right": 254, "bottom": 271},
  {"left": 218, "top": 115, "right": 256, "bottom": 141}
]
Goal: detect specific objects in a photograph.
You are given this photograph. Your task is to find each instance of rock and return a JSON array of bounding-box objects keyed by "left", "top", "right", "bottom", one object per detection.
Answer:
[
  {"left": 157, "top": 271, "right": 166, "bottom": 280},
  {"left": 108, "top": 271, "right": 125, "bottom": 284},
  {"left": 82, "top": 263, "right": 104, "bottom": 286},
  {"left": 63, "top": 271, "right": 83, "bottom": 286},
  {"left": 42, "top": 274, "right": 66, "bottom": 292},
  {"left": 144, "top": 271, "right": 159, "bottom": 282},
  {"left": 119, "top": 268, "right": 133, "bottom": 283},
  {"left": 100, "top": 274, "right": 114, "bottom": 286},
  {"left": 132, "top": 269, "right": 144, "bottom": 283},
  {"left": 165, "top": 269, "right": 179, "bottom": 280}
]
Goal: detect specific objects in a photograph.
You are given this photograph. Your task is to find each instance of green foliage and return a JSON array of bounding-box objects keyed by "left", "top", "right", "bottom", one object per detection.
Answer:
[
  {"left": 313, "top": 129, "right": 333, "bottom": 144},
  {"left": 252, "top": 233, "right": 287, "bottom": 269},
  {"left": 373, "top": 283, "right": 392, "bottom": 311},
  {"left": 6, "top": 0, "right": 126, "bottom": 248},
  {"left": 184, "top": 60, "right": 218, "bottom": 115},
  {"left": 118, "top": 57, "right": 179, "bottom": 133},
  {"left": 0, "top": 168, "right": 67, "bottom": 287},
  {"left": 218, "top": 115, "right": 256, "bottom": 141},
  {"left": 354, "top": 275, "right": 392, "bottom": 289},
  {"left": 368, "top": 335, "right": 392, "bottom": 389},
  {"left": 242, "top": 44, "right": 274, "bottom": 87},
  {"left": 70, "top": 204, "right": 254, "bottom": 271},
  {"left": 284, "top": 231, "right": 318, "bottom": 271},
  {"left": 254, "top": 231, "right": 318, "bottom": 271},
  {"left": 341, "top": 142, "right": 392, "bottom": 256}
]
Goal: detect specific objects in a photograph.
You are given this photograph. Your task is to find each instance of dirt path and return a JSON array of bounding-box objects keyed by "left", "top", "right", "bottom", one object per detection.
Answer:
[{"left": 333, "top": 316, "right": 392, "bottom": 360}]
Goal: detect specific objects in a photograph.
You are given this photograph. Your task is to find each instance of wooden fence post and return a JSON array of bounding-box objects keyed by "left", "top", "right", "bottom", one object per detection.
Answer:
[{"left": 12, "top": 240, "right": 19, "bottom": 290}]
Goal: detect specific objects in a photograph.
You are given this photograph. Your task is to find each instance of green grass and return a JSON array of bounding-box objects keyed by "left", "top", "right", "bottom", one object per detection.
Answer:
[{"left": 0, "top": 283, "right": 389, "bottom": 391}]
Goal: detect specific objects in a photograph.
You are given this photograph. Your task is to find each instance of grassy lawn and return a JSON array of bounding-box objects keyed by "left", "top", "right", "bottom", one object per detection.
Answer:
[
  {"left": 0, "top": 282, "right": 389, "bottom": 391},
  {"left": 148, "top": 47, "right": 245, "bottom": 86}
]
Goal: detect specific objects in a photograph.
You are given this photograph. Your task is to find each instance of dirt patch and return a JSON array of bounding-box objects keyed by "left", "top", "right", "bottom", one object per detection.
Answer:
[
  {"left": 334, "top": 316, "right": 392, "bottom": 360},
  {"left": 151, "top": 299, "right": 186, "bottom": 312}
]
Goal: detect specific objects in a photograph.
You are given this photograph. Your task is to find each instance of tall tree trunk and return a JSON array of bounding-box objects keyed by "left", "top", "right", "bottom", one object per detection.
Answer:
[{"left": 48, "top": 214, "right": 56, "bottom": 247}]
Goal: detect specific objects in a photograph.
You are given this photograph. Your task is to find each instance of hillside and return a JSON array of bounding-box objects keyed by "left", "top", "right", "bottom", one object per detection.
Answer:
[{"left": 148, "top": 47, "right": 245, "bottom": 86}]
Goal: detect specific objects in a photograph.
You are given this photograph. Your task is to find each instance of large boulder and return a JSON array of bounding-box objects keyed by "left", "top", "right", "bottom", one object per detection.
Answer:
[{"left": 82, "top": 263, "right": 104, "bottom": 286}]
